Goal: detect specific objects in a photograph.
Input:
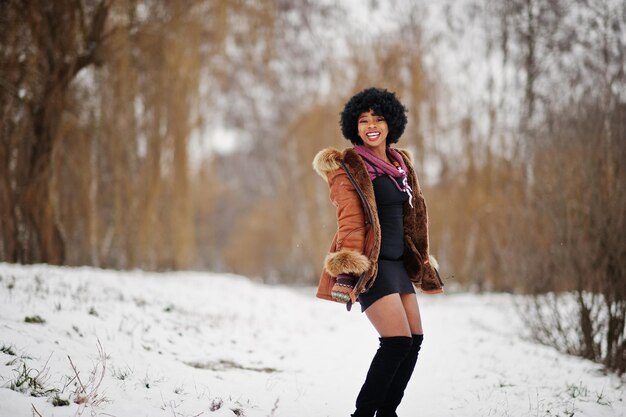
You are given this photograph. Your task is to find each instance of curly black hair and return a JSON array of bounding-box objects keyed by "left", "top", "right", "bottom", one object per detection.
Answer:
[{"left": 340, "top": 87, "right": 408, "bottom": 146}]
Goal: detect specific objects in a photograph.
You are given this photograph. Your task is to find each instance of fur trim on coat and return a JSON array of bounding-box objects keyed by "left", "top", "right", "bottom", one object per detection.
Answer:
[
  {"left": 324, "top": 249, "right": 371, "bottom": 277},
  {"left": 312, "top": 147, "right": 342, "bottom": 181}
]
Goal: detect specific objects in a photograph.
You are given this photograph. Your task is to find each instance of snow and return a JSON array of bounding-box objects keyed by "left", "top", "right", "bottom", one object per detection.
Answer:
[{"left": 0, "top": 263, "right": 624, "bottom": 417}]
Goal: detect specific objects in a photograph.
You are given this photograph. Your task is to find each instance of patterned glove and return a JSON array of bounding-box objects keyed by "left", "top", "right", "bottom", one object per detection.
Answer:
[{"left": 331, "top": 274, "right": 357, "bottom": 303}]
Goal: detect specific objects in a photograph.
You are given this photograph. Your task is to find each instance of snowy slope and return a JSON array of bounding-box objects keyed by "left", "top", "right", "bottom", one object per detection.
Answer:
[{"left": 0, "top": 263, "right": 623, "bottom": 417}]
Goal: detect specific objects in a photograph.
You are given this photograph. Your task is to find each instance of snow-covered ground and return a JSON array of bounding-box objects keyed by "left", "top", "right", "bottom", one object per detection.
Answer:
[{"left": 0, "top": 263, "right": 623, "bottom": 417}]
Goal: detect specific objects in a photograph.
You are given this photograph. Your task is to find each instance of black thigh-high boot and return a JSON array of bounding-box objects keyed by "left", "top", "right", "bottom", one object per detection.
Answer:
[
  {"left": 350, "top": 336, "right": 413, "bottom": 417},
  {"left": 376, "top": 334, "right": 424, "bottom": 417}
]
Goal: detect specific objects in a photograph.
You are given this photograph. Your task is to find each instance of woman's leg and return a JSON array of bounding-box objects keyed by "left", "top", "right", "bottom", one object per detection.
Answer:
[
  {"left": 352, "top": 294, "right": 412, "bottom": 417},
  {"left": 364, "top": 293, "right": 412, "bottom": 337},
  {"left": 399, "top": 293, "right": 423, "bottom": 335},
  {"left": 377, "top": 293, "right": 424, "bottom": 417}
]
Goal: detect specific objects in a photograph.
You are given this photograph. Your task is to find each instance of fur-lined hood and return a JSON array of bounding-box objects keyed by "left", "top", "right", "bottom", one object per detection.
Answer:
[{"left": 313, "top": 146, "right": 414, "bottom": 181}]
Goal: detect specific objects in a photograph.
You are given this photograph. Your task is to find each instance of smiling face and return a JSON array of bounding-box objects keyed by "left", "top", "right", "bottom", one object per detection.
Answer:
[{"left": 358, "top": 110, "right": 389, "bottom": 151}]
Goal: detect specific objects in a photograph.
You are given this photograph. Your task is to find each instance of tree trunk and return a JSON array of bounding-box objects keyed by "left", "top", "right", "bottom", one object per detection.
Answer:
[
  {"left": 18, "top": 84, "right": 66, "bottom": 264},
  {"left": 19, "top": 169, "right": 65, "bottom": 264},
  {"left": 0, "top": 143, "right": 17, "bottom": 261}
]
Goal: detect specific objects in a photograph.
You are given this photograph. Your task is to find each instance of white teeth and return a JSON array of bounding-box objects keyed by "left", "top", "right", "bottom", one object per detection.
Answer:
[{"left": 367, "top": 132, "right": 380, "bottom": 138}]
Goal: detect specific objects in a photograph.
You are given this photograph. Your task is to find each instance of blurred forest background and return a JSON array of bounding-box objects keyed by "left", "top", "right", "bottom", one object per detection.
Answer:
[{"left": 1, "top": 1, "right": 625, "bottom": 371}]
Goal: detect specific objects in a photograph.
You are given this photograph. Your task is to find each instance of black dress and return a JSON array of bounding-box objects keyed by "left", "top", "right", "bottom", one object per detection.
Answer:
[{"left": 358, "top": 174, "right": 415, "bottom": 312}]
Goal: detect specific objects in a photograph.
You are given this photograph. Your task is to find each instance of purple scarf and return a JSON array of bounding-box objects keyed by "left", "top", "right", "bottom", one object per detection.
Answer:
[{"left": 354, "top": 145, "right": 414, "bottom": 208}]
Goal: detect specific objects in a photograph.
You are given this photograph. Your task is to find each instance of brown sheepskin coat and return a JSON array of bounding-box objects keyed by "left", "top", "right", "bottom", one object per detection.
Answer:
[{"left": 312, "top": 146, "right": 444, "bottom": 304}]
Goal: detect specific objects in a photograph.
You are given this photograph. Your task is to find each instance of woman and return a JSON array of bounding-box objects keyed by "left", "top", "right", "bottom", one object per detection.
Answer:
[{"left": 312, "top": 87, "right": 444, "bottom": 417}]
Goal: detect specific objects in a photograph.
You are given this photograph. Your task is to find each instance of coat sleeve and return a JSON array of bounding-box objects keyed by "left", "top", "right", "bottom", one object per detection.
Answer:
[
  {"left": 411, "top": 167, "right": 444, "bottom": 293},
  {"left": 323, "top": 169, "right": 371, "bottom": 277}
]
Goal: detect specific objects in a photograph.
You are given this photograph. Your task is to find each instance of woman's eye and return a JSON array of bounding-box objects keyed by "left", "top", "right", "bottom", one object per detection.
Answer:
[
  {"left": 377, "top": 117, "right": 385, "bottom": 122},
  {"left": 359, "top": 119, "right": 367, "bottom": 123}
]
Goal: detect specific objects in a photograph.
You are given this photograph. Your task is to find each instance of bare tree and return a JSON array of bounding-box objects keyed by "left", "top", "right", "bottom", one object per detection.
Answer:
[{"left": 1, "top": 0, "right": 111, "bottom": 263}]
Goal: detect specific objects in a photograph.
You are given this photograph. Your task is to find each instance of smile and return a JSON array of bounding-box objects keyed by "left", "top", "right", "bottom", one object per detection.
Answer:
[{"left": 366, "top": 132, "right": 381, "bottom": 140}]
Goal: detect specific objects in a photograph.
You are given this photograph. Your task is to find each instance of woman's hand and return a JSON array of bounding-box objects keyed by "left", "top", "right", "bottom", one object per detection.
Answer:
[{"left": 331, "top": 274, "right": 357, "bottom": 303}]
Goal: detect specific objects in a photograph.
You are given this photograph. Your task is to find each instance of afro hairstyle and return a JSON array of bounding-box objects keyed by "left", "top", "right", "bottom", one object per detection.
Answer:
[{"left": 340, "top": 87, "right": 408, "bottom": 146}]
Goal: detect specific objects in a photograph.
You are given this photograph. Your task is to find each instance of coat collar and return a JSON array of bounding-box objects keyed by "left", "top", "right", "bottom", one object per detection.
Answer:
[{"left": 312, "top": 146, "right": 413, "bottom": 181}]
